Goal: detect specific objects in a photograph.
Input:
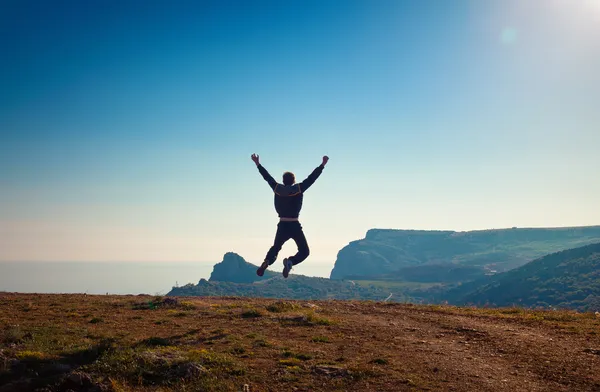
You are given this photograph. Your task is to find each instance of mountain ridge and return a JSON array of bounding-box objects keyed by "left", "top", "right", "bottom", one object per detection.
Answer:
[{"left": 330, "top": 225, "right": 600, "bottom": 280}]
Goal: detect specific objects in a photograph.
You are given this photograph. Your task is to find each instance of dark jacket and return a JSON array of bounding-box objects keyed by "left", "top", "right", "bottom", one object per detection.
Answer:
[{"left": 257, "top": 164, "right": 324, "bottom": 218}]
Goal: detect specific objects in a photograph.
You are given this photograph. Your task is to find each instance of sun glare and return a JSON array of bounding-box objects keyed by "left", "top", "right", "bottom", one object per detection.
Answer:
[
  {"left": 587, "top": 0, "right": 600, "bottom": 10},
  {"left": 582, "top": 0, "right": 600, "bottom": 20}
]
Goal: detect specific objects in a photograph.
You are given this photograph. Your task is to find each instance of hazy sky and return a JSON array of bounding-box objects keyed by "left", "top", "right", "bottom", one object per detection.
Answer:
[{"left": 1, "top": 0, "right": 599, "bottom": 265}]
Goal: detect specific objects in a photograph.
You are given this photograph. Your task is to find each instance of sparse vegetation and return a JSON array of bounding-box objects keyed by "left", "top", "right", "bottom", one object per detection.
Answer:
[
  {"left": 179, "top": 300, "right": 197, "bottom": 310},
  {"left": 1, "top": 294, "right": 599, "bottom": 391},
  {"left": 281, "top": 349, "right": 313, "bottom": 361},
  {"left": 305, "top": 311, "right": 335, "bottom": 326},
  {"left": 240, "top": 309, "right": 263, "bottom": 318},
  {"left": 167, "top": 310, "right": 189, "bottom": 317},
  {"left": 295, "top": 353, "right": 313, "bottom": 361},
  {"left": 279, "top": 358, "right": 302, "bottom": 366},
  {"left": 138, "top": 336, "right": 171, "bottom": 347},
  {"left": 266, "top": 300, "right": 299, "bottom": 313},
  {"left": 15, "top": 350, "right": 53, "bottom": 361},
  {"left": 230, "top": 346, "right": 246, "bottom": 355},
  {"left": 253, "top": 338, "right": 270, "bottom": 347},
  {"left": 1, "top": 326, "right": 25, "bottom": 344},
  {"left": 278, "top": 310, "right": 336, "bottom": 327}
]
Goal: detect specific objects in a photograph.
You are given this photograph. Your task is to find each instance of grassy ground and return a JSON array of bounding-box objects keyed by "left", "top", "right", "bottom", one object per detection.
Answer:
[
  {"left": 1, "top": 293, "right": 599, "bottom": 391},
  {"left": 354, "top": 280, "right": 443, "bottom": 290}
]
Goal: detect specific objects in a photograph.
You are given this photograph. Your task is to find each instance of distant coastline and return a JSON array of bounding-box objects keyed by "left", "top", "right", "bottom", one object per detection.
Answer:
[{"left": 0, "top": 261, "right": 333, "bottom": 295}]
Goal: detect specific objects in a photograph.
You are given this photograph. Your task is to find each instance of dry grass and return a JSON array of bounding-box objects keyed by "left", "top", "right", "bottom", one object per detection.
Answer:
[{"left": 0, "top": 294, "right": 599, "bottom": 391}]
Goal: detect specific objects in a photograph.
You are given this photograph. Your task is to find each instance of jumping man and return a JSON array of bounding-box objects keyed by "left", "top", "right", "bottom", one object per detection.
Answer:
[{"left": 251, "top": 154, "right": 329, "bottom": 278}]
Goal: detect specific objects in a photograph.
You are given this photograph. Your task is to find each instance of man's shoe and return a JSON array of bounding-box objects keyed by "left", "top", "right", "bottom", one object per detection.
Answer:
[
  {"left": 256, "top": 260, "right": 270, "bottom": 277},
  {"left": 282, "top": 258, "right": 293, "bottom": 279}
]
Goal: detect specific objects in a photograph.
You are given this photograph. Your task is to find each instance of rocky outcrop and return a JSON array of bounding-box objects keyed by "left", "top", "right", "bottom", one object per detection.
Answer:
[
  {"left": 208, "top": 252, "right": 277, "bottom": 283},
  {"left": 330, "top": 226, "right": 600, "bottom": 280}
]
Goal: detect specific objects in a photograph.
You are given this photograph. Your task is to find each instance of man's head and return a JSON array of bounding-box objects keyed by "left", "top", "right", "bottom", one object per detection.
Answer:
[{"left": 282, "top": 172, "right": 295, "bottom": 186}]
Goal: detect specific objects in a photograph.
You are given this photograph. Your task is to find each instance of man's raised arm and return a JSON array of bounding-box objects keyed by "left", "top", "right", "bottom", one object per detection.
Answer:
[
  {"left": 251, "top": 153, "right": 277, "bottom": 190},
  {"left": 299, "top": 156, "right": 329, "bottom": 193}
]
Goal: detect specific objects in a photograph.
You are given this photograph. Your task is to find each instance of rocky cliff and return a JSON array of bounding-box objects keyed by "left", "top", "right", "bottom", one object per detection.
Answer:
[
  {"left": 209, "top": 252, "right": 277, "bottom": 283},
  {"left": 330, "top": 226, "right": 600, "bottom": 280}
]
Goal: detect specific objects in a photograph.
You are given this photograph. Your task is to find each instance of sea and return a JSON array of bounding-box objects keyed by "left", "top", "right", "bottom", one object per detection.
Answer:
[{"left": 0, "top": 261, "right": 334, "bottom": 295}]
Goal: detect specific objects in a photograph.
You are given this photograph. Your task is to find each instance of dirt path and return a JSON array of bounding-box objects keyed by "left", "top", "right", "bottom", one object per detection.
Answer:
[{"left": 322, "top": 302, "right": 600, "bottom": 391}]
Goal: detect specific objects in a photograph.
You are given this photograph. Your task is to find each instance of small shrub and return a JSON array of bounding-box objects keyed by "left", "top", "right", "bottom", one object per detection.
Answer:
[
  {"left": 266, "top": 301, "right": 299, "bottom": 313},
  {"left": 279, "top": 358, "right": 302, "bottom": 366},
  {"left": 311, "top": 336, "right": 330, "bottom": 343},
  {"left": 279, "top": 311, "right": 336, "bottom": 327},
  {"left": 295, "top": 353, "right": 313, "bottom": 361},
  {"left": 132, "top": 302, "right": 151, "bottom": 310},
  {"left": 179, "top": 301, "right": 197, "bottom": 310},
  {"left": 349, "top": 366, "right": 380, "bottom": 380},
  {"left": 286, "top": 365, "right": 304, "bottom": 374},
  {"left": 89, "top": 318, "right": 103, "bottom": 324},
  {"left": 500, "top": 307, "right": 524, "bottom": 315},
  {"left": 92, "top": 347, "right": 244, "bottom": 386},
  {"left": 16, "top": 350, "right": 51, "bottom": 361},
  {"left": 254, "top": 339, "right": 270, "bottom": 347},
  {"left": 187, "top": 349, "right": 245, "bottom": 375},
  {"left": 370, "top": 358, "right": 389, "bottom": 365},
  {"left": 241, "top": 309, "right": 263, "bottom": 318},
  {"left": 282, "top": 350, "right": 312, "bottom": 361},
  {"left": 139, "top": 337, "right": 171, "bottom": 347},
  {"left": 306, "top": 311, "right": 335, "bottom": 326},
  {"left": 1, "top": 326, "right": 25, "bottom": 344},
  {"left": 231, "top": 346, "right": 246, "bottom": 355}
]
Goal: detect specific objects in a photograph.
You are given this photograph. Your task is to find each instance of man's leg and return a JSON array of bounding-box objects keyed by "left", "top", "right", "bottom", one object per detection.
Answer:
[
  {"left": 265, "top": 223, "right": 292, "bottom": 265},
  {"left": 288, "top": 222, "right": 310, "bottom": 266},
  {"left": 258, "top": 223, "right": 291, "bottom": 276}
]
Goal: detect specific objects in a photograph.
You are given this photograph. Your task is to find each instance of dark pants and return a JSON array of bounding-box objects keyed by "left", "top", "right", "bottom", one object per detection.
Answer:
[{"left": 265, "top": 221, "right": 310, "bottom": 266}]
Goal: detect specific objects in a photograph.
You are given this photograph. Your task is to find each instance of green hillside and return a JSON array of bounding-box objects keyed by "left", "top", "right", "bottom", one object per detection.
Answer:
[{"left": 449, "top": 242, "right": 600, "bottom": 311}]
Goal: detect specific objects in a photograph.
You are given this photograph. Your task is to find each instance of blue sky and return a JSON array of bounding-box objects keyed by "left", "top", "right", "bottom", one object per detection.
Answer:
[{"left": 1, "top": 0, "right": 599, "bottom": 266}]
